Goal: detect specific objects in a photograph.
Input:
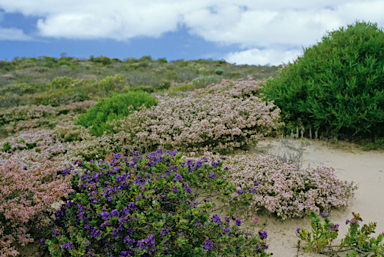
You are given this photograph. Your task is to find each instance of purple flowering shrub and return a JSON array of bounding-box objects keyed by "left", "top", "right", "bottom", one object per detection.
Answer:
[
  {"left": 39, "top": 150, "right": 271, "bottom": 256},
  {"left": 109, "top": 77, "right": 283, "bottom": 154},
  {"left": 199, "top": 153, "right": 358, "bottom": 221}
]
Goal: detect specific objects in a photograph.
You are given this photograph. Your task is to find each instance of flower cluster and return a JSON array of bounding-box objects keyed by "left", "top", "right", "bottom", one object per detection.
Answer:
[
  {"left": 0, "top": 100, "right": 96, "bottom": 134},
  {"left": 0, "top": 159, "right": 74, "bottom": 257},
  {"left": 221, "top": 153, "right": 358, "bottom": 220},
  {"left": 39, "top": 150, "right": 271, "bottom": 256},
  {"left": 109, "top": 77, "right": 283, "bottom": 154}
]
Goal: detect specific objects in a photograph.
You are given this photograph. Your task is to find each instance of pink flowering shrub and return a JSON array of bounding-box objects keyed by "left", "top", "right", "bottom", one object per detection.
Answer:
[
  {"left": 0, "top": 126, "right": 83, "bottom": 173},
  {"left": 0, "top": 123, "right": 122, "bottom": 173},
  {"left": 62, "top": 131, "right": 122, "bottom": 164},
  {"left": 222, "top": 154, "right": 358, "bottom": 220},
  {"left": 0, "top": 160, "right": 74, "bottom": 257},
  {"left": 0, "top": 101, "right": 96, "bottom": 134},
  {"left": 110, "top": 77, "right": 283, "bottom": 154}
]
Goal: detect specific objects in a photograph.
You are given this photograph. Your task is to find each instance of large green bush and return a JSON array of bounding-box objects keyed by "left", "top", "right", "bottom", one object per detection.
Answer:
[
  {"left": 75, "top": 91, "right": 158, "bottom": 137},
  {"left": 260, "top": 21, "right": 384, "bottom": 141}
]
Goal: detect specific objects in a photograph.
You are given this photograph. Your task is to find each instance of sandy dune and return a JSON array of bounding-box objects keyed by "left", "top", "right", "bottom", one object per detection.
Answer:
[{"left": 239, "top": 137, "right": 384, "bottom": 257}]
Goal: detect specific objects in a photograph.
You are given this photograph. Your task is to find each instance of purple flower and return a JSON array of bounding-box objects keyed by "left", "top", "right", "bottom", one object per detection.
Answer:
[
  {"left": 195, "top": 220, "right": 201, "bottom": 226},
  {"left": 172, "top": 186, "right": 178, "bottom": 194},
  {"left": 174, "top": 173, "right": 182, "bottom": 180},
  {"left": 211, "top": 214, "right": 222, "bottom": 223},
  {"left": 209, "top": 172, "right": 216, "bottom": 179},
  {"left": 254, "top": 181, "right": 260, "bottom": 186},
  {"left": 235, "top": 218, "right": 242, "bottom": 226},
  {"left": 259, "top": 230, "right": 268, "bottom": 240},
  {"left": 222, "top": 227, "right": 231, "bottom": 232},
  {"left": 346, "top": 219, "right": 350, "bottom": 224},
  {"left": 128, "top": 202, "right": 137, "bottom": 211},
  {"left": 320, "top": 211, "right": 329, "bottom": 218},
  {"left": 60, "top": 242, "right": 74, "bottom": 249},
  {"left": 185, "top": 184, "right": 192, "bottom": 194},
  {"left": 99, "top": 212, "right": 111, "bottom": 221},
  {"left": 237, "top": 189, "right": 243, "bottom": 195},
  {"left": 91, "top": 228, "right": 102, "bottom": 238},
  {"left": 112, "top": 228, "right": 120, "bottom": 239},
  {"left": 296, "top": 227, "right": 301, "bottom": 232},
  {"left": 111, "top": 209, "right": 119, "bottom": 217},
  {"left": 203, "top": 238, "right": 213, "bottom": 251},
  {"left": 248, "top": 187, "right": 257, "bottom": 194},
  {"left": 224, "top": 167, "right": 228, "bottom": 171}
]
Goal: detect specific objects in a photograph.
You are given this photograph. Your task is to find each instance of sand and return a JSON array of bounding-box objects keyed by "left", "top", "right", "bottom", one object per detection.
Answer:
[
  {"left": 11, "top": 137, "right": 384, "bottom": 256},
  {"left": 240, "top": 137, "right": 384, "bottom": 257}
]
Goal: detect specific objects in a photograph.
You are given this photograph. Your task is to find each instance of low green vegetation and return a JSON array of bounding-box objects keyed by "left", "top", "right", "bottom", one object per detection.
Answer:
[{"left": 74, "top": 91, "right": 158, "bottom": 137}]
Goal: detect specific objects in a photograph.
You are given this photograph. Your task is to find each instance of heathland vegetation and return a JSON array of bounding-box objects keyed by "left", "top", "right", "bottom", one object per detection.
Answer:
[{"left": 0, "top": 21, "right": 383, "bottom": 256}]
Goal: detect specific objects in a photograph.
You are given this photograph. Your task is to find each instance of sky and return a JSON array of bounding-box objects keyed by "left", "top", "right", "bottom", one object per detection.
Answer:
[{"left": 0, "top": 0, "right": 383, "bottom": 66}]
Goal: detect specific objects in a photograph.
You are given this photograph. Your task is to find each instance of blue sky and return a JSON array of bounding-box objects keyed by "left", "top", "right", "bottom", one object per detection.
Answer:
[{"left": 0, "top": 0, "right": 383, "bottom": 66}]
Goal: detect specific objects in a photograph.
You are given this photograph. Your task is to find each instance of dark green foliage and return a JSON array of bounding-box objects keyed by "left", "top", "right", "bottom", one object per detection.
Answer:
[
  {"left": 75, "top": 91, "right": 158, "bottom": 137},
  {"left": 58, "top": 60, "right": 71, "bottom": 67},
  {"left": 1, "top": 141, "right": 11, "bottom": 152},
  {"left": 260, "top": 21, "right": 384, "bottom": 141},
  {"left": 0, "top": 61, "right": 13, "bottom": 71},
  {"left": 157, "top": 58, "right": 168, "bottom": 64},
  {"left": 228, "top": 72, "right": 241, "bottom": 79},
  {"left": 153, "top": 81, "right": 171, "bottom": 91},
  {"left": 126, "top": 85, "right": 154, "bottom": 93},
  {"left": 214, "top": 68, "right": 224, "bottom": 75},
  {"left": 139, "top": 55, "right": 152, "bottom": 62},
  {"left": 89, "top": 55, "right": 112, "bottom": 65}
]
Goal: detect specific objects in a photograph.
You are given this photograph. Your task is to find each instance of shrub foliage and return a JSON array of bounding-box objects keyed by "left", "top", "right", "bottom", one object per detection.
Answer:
[
  {"left": 75, "top": 91, "right": 158, "bottom": 137},
  {"left": 260, "top": 21, "right": 384, "bottom": 140}
]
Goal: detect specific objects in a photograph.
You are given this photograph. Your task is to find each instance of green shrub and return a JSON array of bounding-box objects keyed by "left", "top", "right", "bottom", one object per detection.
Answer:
[
  {"left": 74, "top": 91, "right": 158, "bottom": 137},
  {"left": 214, "top": 68, "right": 224, "bottom": 75},
  {"left": 89, "top": 56, "right": 112, "bottom": 65},
  {"left": 153, "top": 81, "right": 171, "bottom": 91},
  {"left": 30, "top": 90, "right": 89, "bottom": 107},
  {"left": 50, "top": 77, "right": 75, "bottom": 89},
  {"left": 260, "top": 21, "right": 384, "bottom": 141},
  {"left": 96, "top": 74, "right": 129, "bottom": 95},
  {"left": 191, "top": 75, "right": 220, "bottom": 88},
  {"left": 124, "top": 85, "right": 154, "bottom": 93}
]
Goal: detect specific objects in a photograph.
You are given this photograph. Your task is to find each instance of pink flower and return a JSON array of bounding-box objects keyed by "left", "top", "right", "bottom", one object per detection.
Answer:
[{"left": 254, "top": 217, "right": 259, "bottom": 223}]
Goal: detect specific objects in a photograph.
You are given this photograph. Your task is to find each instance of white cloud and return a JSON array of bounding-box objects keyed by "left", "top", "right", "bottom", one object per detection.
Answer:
[
  {"left": 224, "top": 47, "right": 304, "bottom": 66},
  {"left": 0, "top": 27, "right": 33, "bottom": 41},
  {"left": 0, "top": 0, "right": 383, "bottom": 63}
]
